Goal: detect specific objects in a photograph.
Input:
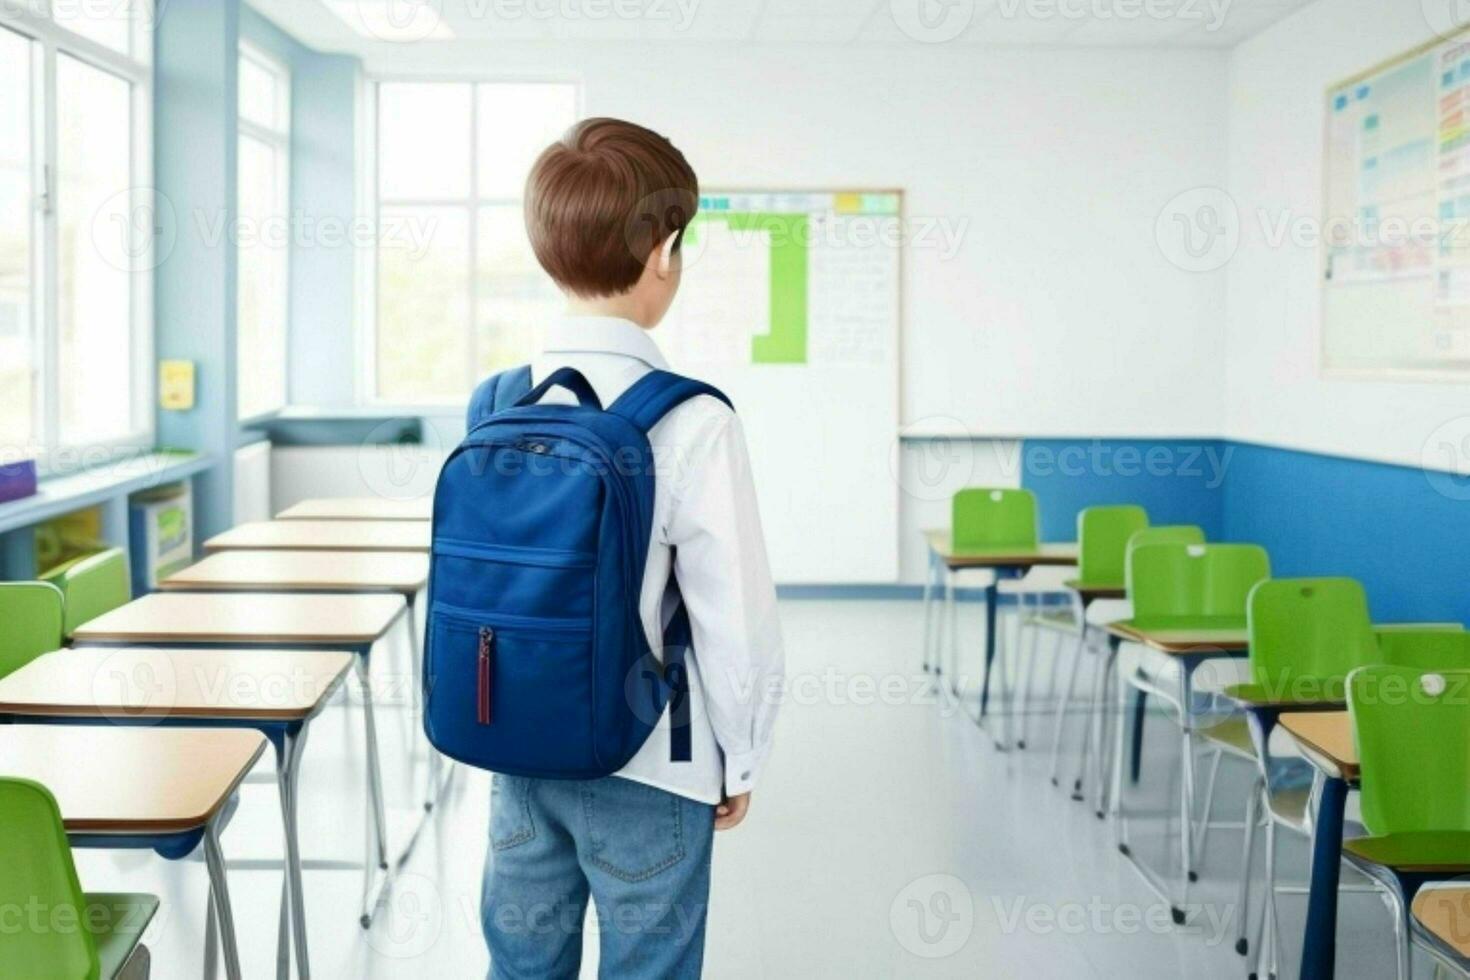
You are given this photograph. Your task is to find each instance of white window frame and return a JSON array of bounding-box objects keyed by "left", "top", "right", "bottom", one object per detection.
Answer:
[
  {"left": 0, "top": 2, "right": 154, "bottom": 475},
  {"left": 358, "top": 76, "right": 581, "bottom": 408},
  {"left": 236, "top": 40, "right": 291, "bottom": 423}
]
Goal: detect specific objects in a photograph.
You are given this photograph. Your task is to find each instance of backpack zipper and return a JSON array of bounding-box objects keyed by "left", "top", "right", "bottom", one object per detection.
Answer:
[{"left": 478, "top": 627, "right": 494, "bottom": 725}]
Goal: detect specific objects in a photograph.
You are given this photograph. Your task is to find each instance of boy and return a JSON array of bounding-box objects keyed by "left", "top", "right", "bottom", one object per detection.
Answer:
[{"left": 475, "top": 118, "right": 784, "bottom": 979}]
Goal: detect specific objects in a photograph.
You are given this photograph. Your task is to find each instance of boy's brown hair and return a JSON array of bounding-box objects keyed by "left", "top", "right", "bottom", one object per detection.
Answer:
[{"left": 525, "top": 117, "right": 699, "bottom": 298}]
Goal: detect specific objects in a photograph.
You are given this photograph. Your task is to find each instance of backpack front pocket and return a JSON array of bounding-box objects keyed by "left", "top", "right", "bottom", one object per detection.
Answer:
[{"left": 426, "top": 605, "right": 603, "bottom": 776}]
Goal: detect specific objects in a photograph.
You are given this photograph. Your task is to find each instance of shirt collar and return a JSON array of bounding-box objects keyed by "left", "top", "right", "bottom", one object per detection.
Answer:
[{"left": 543, "top": 315, "right": 670, "bottom": 370}]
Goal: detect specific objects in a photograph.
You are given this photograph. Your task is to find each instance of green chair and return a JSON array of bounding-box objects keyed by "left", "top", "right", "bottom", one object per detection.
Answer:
[
  {"left": 1112, "top": 541, "right": 1269, "bottom": 921},
  {"left": 947, "top": 488, "right": 1048, "bottom": 746},
  {"left": 1086, "top": 524, "right": 1208, "bottom": 813},
  {"left": 1049, "top": 505, "right": 1148, "bottom": 792},
  {"left": 0, "top": 581, "right": 65, "bottom": 680},
  {"left": 1233, "top": 578, "right": 1378, "bottom": 971},
  {"left": 951, "top": 487, "right": 1038, "bottom": 551},
  {"left": 0, "top": 777, "right": 158, "bottom": 978},
  {"left": 1346, "top": 665, "right": 1470, "bottom": 980},
  {"left": 43, "top": 548, "right": 131, "bottom": 639}
]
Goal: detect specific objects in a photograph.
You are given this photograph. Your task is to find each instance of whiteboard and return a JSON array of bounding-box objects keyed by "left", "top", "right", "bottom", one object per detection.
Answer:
[
  {"left": 1322, "top": 30, "right": 1470, "bottom": 378},
  {"left": 653, "top": 190, "right": 902, "bottom": 583}
]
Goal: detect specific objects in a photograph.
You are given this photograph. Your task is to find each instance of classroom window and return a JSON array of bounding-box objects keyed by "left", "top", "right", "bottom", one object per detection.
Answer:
[
  {"left": 236, "top": 44, "right": 290, "bottom": 420},
  {"left": 371, "top": 80, "right": 577, "bottom": 404},
  {"left": 0, "top": 7, "right": 153, "bottom": 464}
]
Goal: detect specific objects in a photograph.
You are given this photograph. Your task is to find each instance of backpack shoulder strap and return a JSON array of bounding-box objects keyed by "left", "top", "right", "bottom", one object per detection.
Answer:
[
  {"left": 607, "top": 370, "right": 733, "bottom": 434},
  {"left": 465, "top": 365, "right": 533, "bottom": 431}
]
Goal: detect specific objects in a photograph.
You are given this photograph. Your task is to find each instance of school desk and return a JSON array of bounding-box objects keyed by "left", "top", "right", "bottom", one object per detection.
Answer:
[
  {"left": 277, "top": 497, "right": 433, "bottom": 522},
  {"left": 920, "top": 529, "right": 1077, "bottom": 746},
  {"left": 161, "top": 550, "right": 429, "bottom": 596},
  {"left": 159, "top": 549, "right": 448, "bottom": 850},
  {"left": 72, "top": 592, "right": 408, "bottom": 927},
  {"left": 0, "top": 725, "right": 266, "bottom": 980},
  {"left": 203, "top": 520, "right": 430, "bottom": 554},
  {"left": 1103, "top": 621, "right": 1250, "bottom": 922},
  {"left": 1280, "top": 711, "right": 1356, "bottom": 980},
  {"left": 1412, "top": 888, "right": 1470, "bottom": 974},
  {"left": 0, "top": 647, "right": 353, "bottom": 979}
]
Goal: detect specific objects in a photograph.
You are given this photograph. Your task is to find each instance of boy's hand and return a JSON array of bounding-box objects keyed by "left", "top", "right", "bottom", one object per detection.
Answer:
[{"left": 714, "top": 792, "right": 751, "bottom": 831}]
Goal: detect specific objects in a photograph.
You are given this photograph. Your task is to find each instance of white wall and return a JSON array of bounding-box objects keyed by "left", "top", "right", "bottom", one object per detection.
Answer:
[
  {"left": 364, "top": 41, "right": 1231, "bottom": 439},
  {"left": 1225, "top": 0, "right": 1470, "bottom": 467}
]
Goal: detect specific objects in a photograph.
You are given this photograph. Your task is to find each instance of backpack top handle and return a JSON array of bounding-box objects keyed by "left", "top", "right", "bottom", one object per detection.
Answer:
[{"left": 514, "top": 366, "right": 604, "bottom": 410}]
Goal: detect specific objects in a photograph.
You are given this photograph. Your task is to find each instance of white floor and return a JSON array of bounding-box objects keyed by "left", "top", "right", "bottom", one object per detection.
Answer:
[{"left": 71, "top": 598, "right": 1416, "bottom": 979}]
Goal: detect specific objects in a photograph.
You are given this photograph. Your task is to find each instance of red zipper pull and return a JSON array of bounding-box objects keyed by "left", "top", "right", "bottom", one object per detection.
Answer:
[{"left": 478, "top": 627, "right": 494, "bottom": 725}]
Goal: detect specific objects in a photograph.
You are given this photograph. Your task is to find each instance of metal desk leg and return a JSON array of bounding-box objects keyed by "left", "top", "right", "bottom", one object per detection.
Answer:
[
  {"left": 945, "top": 569, "right": 959, "bottom": 698},
  {"left": 276, "top": 726, "right": 311, "bottom": 979},
  {"left": 1299, "top": 775, "right": 1348, "bottom": 980},
  {"left": 202, "top": 813, "right": 244, "bottom": 980},
  {"left": 356, "top": 649, "right": 392, "bottom": 928},
  {"left": 1092, "top": 639, "right": 1120, "bottom": 818},
  {"left": 921, "top": 551, "right": 938, "bottom": 674},
  {"left": 978, "top": 582, "right": 999, "bottom": 719}
]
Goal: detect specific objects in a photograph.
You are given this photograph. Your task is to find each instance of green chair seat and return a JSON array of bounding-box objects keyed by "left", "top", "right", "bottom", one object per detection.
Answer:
[
  {"left": 87, "top": 893, "right": 159, "bottom": 979},
  {"left": 1344, "top": 832, "right": 1470, "bottom": 873},
  {"left": 1198, "top": 716, "right": 1255, "bottom": 759}
]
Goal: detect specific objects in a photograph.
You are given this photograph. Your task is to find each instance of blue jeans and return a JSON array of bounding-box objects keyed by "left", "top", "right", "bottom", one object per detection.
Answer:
[{"left": 483, "top": 775, "right": 715, "bottom": 980}]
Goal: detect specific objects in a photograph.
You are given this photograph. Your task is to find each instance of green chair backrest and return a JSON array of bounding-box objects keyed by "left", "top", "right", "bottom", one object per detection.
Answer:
[
  {"left": 1247, "top": 578, "right": 1378, "bottom": 692},
  {"left": 1128, "top": 541, "right": 1270, "bottom": 628},
  {"left": 0, "top": 778, "right": 101, "bottom": 979},
  {"left": 44, "top": 548, "right": 130, "bottom": 639},
  {"left": 1076, "top": 505, "right": 1149, "bottom": 588},
  {"left": 1348, "top": 665, "right": 1470, "bottom": 836},
  {"left": 1122, "top": 525, "right": 1205, "bottom": 595},
  {"left": 1373, "top": 627, "right": 1470, "bottom": 672},
  {"left": 0, "top": 582, "right": 65, "bottom": 680},
  {"left": 951, "top": 488, "right": 1038, "bottom": 551}
]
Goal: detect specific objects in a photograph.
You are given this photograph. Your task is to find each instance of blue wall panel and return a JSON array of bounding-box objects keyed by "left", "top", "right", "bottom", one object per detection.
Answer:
[
  {"left": 1021, "top": 438, "right": 1229, "bottom": 542},
  {"left": 1221, "top": 443, "right": 1470, "bottom": 625}
]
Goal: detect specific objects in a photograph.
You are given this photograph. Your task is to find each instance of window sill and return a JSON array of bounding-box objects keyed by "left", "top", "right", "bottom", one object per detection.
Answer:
[{"left": 0, "top": 450, "right": 210, "bottom": 537}]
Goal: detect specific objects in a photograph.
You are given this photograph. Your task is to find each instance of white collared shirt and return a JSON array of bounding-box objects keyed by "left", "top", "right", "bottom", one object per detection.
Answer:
[{"left": 529, "top": 315, "right": 784, "bottom": 804}]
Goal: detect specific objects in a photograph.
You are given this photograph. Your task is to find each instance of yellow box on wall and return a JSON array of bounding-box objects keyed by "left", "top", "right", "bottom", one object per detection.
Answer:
[{"left": 159, "top": 360, "right": 196, "bottom": 411}]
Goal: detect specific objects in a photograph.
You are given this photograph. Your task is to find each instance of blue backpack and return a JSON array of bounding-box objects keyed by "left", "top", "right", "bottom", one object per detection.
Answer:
[{"left": 424, "top": 364, "right": 731, "bottom": 778}]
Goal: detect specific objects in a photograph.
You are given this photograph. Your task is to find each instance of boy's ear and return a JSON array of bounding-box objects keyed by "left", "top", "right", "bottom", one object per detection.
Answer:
[{"left": 654, "top": 233, "right": 679, "bottom": 278}]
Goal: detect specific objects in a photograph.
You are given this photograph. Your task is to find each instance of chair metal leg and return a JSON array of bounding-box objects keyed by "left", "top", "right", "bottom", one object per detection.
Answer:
[
  {"left": 1178, "top": 726, "right": 1197, "bottom": 914},
  {"left": 1192, "top": 747, "right": 1225, "bottom": 871},
  {"left": 204, "top": 884, "right": 218, "bottom": 980},
  {"left": 1254, "top": 816, "right": 1280, "bottom": 980},
  {"left": 1386, "top": 884, "right": 1412, "bottom": 980},
  {"left": 1049, "top": 622, "right": 1088, "bottom": 788},
  {"left": 1235, "top": 776, "right": 1263, "bottom": 957}
]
